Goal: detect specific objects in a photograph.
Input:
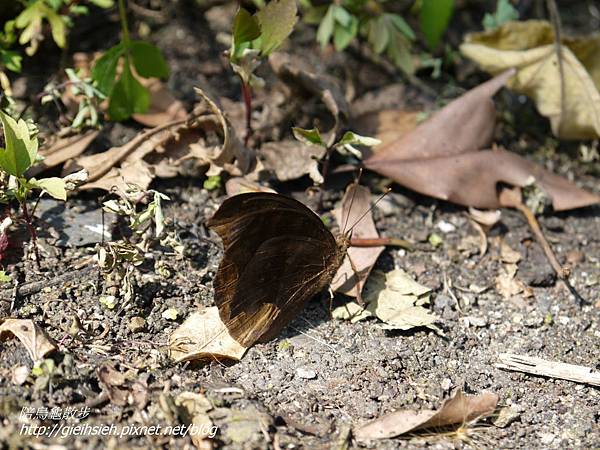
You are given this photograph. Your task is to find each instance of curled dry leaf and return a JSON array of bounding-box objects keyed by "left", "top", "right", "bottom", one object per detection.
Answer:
[
  {"left": 68, "top": 88, "right": 255, "bottom": 192},
  {"left": 461, "top": 20, "right": 600, "bottom": 139},
  {"left": 260, "top": 139, "right": 326, "bottom": 184},
  {"left": 355, "top": 389, "right": 499, "bottom": 441},
  {"left": 363, "top": 70, "right": 599, "bottom": 211},
  {"left": 29, "top": 130, "right": 99, "bottom": 176},
  {"left": 175, "top": 392, "right": 215, "bottom": 448},
  {"left": 331, "top": 184, "right": 384, "bottom": 297},
  {"left": 169, "top": 307, "right": 247, "bottom": 362},
  {"left": 0, "top": 319, "right": 56, "bottom": 361}
]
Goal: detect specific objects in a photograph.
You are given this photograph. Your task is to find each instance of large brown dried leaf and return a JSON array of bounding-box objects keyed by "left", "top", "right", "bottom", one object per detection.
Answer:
[
  {"left": 363, "top": 71, "right": 600, "bottom": 211},
  {"left": 331, "top": 184, "right": 384, "bottom": 296},
  {"left": 0, "top": 319, "right": 56, "bottom": 361},
  {"left": 355, "top": 389, "right": 498, "bottom": 441}
]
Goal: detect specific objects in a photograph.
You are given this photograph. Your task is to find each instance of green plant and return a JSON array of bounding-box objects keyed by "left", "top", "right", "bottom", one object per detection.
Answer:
[
  {"left": 40, "top": 68, "right": 106, "bottom": 129},
  {"left": 228, "top": 0, "right": 298, "bottom": 144},
  {"left": 0, "top": 110, "right": 72, "bottom": 265},
  {"left": 303, "top": 0, "right": 454, "bottom": 75},
  {"left": 483, "top": 0, "right": 519, "bottom": 30},
  {"left": 91, "top": 0, "right": 169, "bottom": 121},
  {"left": 99, "top": 187, "right": 181, "bottom": 304}
]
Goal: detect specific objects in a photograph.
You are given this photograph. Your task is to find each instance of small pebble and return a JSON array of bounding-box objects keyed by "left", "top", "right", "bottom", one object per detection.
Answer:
[{"left": 296, "top": 367, "right": 317, "bottom": 380}]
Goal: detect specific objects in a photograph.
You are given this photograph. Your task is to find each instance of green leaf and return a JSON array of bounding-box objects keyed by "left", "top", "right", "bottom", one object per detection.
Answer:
[
  {"left": 0, "top": 110, "right": 38, "bottom": 177},
  {"left": 1, "top": 50, "right": 22, "bottom": 73},
  {"left": 420, "top": 0, "right": 454, "bottom": 50},
  {"left": 30, "top": 177, "right": 67, "bottom": 200},
  {"left": 292, "top": 127, "right": 324, "bottom": 146},
  {"left": 256, "top": 0, "right": 298, "bottom": 55},
  {"left": 89, "top": 0, "right": 115, "bottom": 7},
  {"left": 388, "top": 13, "right": 415, "bottom": 41},
  {"left": 44, "top": 6, "right": 66, "bottom": 48},
  {"left": 0, "top": 271, "right": 11, "bottom": 284},
  {"left": 203, "top": 175, "right": 221, "bottom": 191},
  {"left": 108, "top": 61, "right": 150, "bottom": 121},
  {"left": 316, "top": 5, "right": 335, "bottom": 48},
  {"left": 232, "top": 8, "right": 261, "bottom": 45},
  {"left": 333, "top": 5, "right": 352, "bottom": 27},
  {"left": 387, "top": 31, "right": 414, "bottom": 74},
  {"left": 483, "top": 0, "right": 519, "bottom": 30},
  {"left": 337, "top": 131, "right": 381, "bottom": 147},
  {"left": 369, "top": 17, "right": 390, "bottom": 54},
  {"left": 333, "top": 16, "right": 358, "bottom": 51},
  {"left": 130, "top": 41, "right": 169, "bottom": 79},
  {"left": 92, "top": 43, "right": 124, "bottom": 95}
]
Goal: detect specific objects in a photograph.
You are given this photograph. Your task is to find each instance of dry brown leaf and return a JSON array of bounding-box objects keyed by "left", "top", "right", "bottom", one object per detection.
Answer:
[
  {"left": 0, "top": 319, "right": 56, "bottom": 361},
  {"left": 367, "top": 70, "right": 514, "bottom": 162},
  {"left": 260, "top": 139, "right": 326, "bottom": 184},
  {"left": 269, "top": 52, "right": 349, "bottom": 137},
  {"left": 461, "top": 20, "right": 600, "bottom": 139},
  {"left": 169, "top": 307, "right": 247, "bottom": 362},
  {"left": 354, "top": 109, "right": 420, "bottom": 156},
  {"left": 500, "top": 241, "right": 522, "bottom": 264},
  {"left": 68, "top": 88, "right": 254, "bottom": 192},
  {"left": 29, "top": 130, "right": 99, "bottom": 176},
  {"left": 132, "top": 78, "right": 188, "bottom": 127},
  {"left": 225, "top": 177, "right": 277, "bottom": 196},
  {"left": 495, "top": 263, "right": 533, "bottom": 300},
  {"left": 331, "top": 184, "right": 384, "bottom": 297},
  {"left": 355, "top": 389, "right": 499, "bottom": 441},
  {"left": 176, "top": 392, "right": 215, "bottom": 449},
  {"left": 363, "top": 70, "right": 599, "bottom": 211},
  {"left": 96, "top": 365, "right": 148, "bottom": 408}
]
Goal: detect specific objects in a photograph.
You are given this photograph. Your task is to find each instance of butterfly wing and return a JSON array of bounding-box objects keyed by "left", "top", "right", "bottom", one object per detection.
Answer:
[{"left": 207, "top": 193, "right": 338, "bottom": 345}]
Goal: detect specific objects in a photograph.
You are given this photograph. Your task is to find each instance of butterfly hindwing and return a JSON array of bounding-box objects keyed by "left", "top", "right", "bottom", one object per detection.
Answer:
[{"left": 208, "top": 193, "right": 340, "bottom": 345}]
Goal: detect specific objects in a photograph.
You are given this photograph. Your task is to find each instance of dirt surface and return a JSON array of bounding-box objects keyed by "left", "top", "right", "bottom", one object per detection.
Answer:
[{"left": 1, "top": 1, "right": 599, "bottom": 449}]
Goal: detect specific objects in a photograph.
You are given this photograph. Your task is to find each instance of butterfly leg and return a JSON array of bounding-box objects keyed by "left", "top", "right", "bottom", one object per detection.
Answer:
[{"left": 327, "top": 287, "right": 334, "bottom": 319}]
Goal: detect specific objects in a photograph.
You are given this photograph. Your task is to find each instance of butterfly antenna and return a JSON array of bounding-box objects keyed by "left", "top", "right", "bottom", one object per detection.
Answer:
[
  {"left": 346, "top": 188, "right": 391, "bottom": 234},
  {"left": 341, "top": 168, "right": 363, "bottom": 234}
]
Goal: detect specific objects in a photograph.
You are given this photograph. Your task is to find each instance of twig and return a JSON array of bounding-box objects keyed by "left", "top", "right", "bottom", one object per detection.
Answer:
[
  {"left": 0, "top": 264, "right": 98, "bottom": 300},
  {"left": 496, "top": 353, "right": 600, "bottom": 387},
  {"left": 499, "top": 187, "right": 586, "bottom": 304},
  {"left": 351, "top": 236, "right": 413, "bottom": 251}
]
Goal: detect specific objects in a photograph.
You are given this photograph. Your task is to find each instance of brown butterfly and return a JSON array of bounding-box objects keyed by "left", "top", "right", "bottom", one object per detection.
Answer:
[{"left": 207, "top": 193, "right": 350, "bottom": 347}]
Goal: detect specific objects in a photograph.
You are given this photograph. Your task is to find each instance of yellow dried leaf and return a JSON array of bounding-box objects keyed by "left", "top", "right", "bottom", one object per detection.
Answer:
[{"left": 461, "top": 20, "right": 600, "bottom": 139}]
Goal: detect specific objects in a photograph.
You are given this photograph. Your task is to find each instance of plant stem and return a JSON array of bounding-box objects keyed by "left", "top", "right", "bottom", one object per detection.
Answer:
[
  {"left": 21, "top": 201, "right": 41, "bottom": 270},
  {"left": 118, "top": 0, "right": 130, "bottom": 46},
  {"left": 241, "top": 81, "right": 253, "bottom": 147},
  {"left": 350, "top": 237, "right": 413, "bottom": 251}
]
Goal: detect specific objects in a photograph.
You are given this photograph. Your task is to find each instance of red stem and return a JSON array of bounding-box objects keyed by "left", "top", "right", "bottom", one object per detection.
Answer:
[
  {"left": 241, "top": 81, "right": 253, "bottom": 147},
  {"left": 21, "top": 201, "right": 41, "bottom": 269}
]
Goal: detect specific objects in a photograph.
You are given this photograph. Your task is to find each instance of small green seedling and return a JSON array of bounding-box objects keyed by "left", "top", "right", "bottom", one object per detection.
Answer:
[
  {"left": 92, "top": 0, "right": 169, "bottom": 120},
  {"left": 0, "top": 110, "right": 71, "bottom": 265},
  {"left": 228, "top": 0, "right": 298, "bottom": 144},
  {"left": 293, "top": 126, "right": 381, "bottom": 159},
  {"left": 41, "top": 68, "right": 106, "bottom": 129},
  {"left": 483, "top": 0, "right": 519, "bottom": 30}
]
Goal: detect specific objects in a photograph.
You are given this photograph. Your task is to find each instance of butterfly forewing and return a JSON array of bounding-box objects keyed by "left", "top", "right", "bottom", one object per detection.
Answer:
[{"left": 208, "top": 193, "right": 342, "bottom": 346}]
